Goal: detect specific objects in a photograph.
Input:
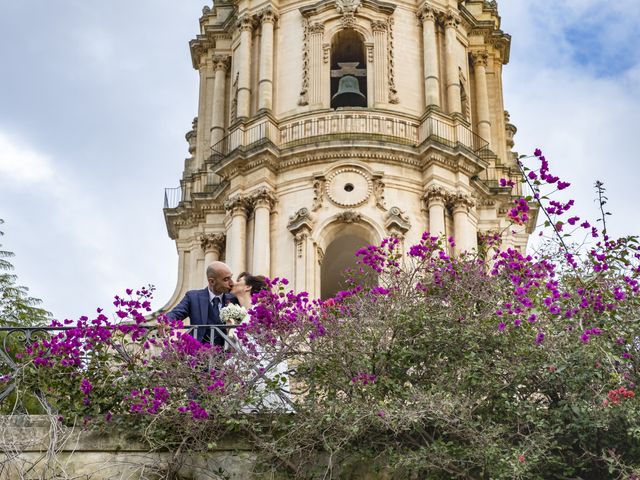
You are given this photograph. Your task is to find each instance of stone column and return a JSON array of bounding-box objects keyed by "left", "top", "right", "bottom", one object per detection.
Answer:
[
  {"left": 443, "top": 12, "right": 462, "bottom": 114},
  {"left": 200, "top": 233, "right": 226, "bottom": 283},
  {"left": 210, "top": 56, "right": 230, "bottom": 148},
  {"left": 372, "top": 20, "right": 388, "bottom": 105},
  {"left": 418, "top": 6, "right": 440, "bottom": 108},
  {"left": 424, "top": 186, "right": 447, "bottom": 237},
  {"left": 251, "top": 188, "right": 276, "bottom": 276},
  {"left": 472, "top": 51, "right": 492, "bottom": 147},
  {"left": 451, "top": 193, "right": 476, "bottom": 255},
  {"left": 224, "top": 196, "right": 248, "bottom": 276},
  {"left": 236, "top": 15, "right": 254, "bottom": 120},
  {"left": 257, "top": 8, "right": 277, "bottom": 112}
]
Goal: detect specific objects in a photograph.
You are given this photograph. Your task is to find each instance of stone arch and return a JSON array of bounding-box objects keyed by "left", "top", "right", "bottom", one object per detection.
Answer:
[
  {"left": 316, "top": 213, "right": 382, "bottom": 299},
  {"left": 329, "top": 29, "right": 368, "bottom": 108}
]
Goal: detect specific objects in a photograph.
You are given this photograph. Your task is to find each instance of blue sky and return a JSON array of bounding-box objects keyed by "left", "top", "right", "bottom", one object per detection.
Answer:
[{"left": 0, "top": 1, "right": 639, "bottom": 321}]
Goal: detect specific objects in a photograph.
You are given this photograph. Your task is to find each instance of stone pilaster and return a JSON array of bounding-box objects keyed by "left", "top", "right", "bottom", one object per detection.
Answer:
[
  {"left": 472, "top": 51, "right": 492, "bottom": 147},
  {"left": 236, "top": 15, "right": 254, "bottom": 120},
  {"left": 210, "top": 55, "right": 230, "bottom": 148},
  {"left": 257, "top": 8, "right": 278, "bottom": 112},
  {"left": 418, "top": 5, "right": 440, "bottom": 108},
  {"left": 309, "top": 22, "right": 325, "bottom": 106},
  {"left": 287, "top": 208, "right": 315, "bottom": 293},
  {"left": 443, "top": 12, "right": 462, "bottom": 115},
  {"left": 372, "top": 20, "right": 388, "bottom": 105}
]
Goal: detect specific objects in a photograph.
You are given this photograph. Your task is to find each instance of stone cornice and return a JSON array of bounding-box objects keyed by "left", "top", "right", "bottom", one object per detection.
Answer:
[{"left": 299, "top": 0, "right": 395, "bottom": 19}]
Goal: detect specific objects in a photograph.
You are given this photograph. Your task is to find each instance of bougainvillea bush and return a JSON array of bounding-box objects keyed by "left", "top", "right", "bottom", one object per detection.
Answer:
[{"left": 7, "top": 150, "right": 640, "bottom": 479}]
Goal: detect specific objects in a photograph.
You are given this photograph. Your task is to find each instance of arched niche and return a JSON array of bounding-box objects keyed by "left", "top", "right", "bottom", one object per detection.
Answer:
[
  {"left": 330, "top": 29, "right": 367, "bottom": 108},
  {"left": 318, "top": 218, "right": 380, "bottom": 299}
]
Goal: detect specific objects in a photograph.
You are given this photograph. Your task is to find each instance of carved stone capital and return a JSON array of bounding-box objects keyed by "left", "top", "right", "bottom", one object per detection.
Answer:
[
  {"left": 287, "top": 208, "right": 314, "bottom": 235},
  {"left": 471, "top": 51, "right": 489, "bottom": 68},
  {"left": 385, "top": 207, "right": 411, "bottom": 236},
  {"left": 250, "top": 187, "right": 277, "bottom": 210},
  {"left": 213, "top": 55, "right": 231, "bottom": 72},
  {"left": 450, "top": 192, "right": 476, "bottom": 211},
  {"left": 371, "top": 20, "right": 388, "bottom": 32},
  {"left": 443, "top": 12, "right": 460, "bottom": 29},
  {"left": 335, "top": 210, "right": 362, "bottom": 224},
  {"left": 309, "top": 22, "right": 325, "bottom": 34},
  {"left": 423, "top": 185, "right": 449, "bottom": 204},
  {"left": 258, "top": 7, "right": 278, "bottom": 25},
  {"left": 200, "top": 232, "right": 226, "bottom": 253},
  {"left": 237, "top": 15, "right": 254, "bottom": 32},
  {"left": 417, "top": 5, "right": 437, "bottom": 22},
  {"left": 224, "top": 195, "right": 250, "bottom": 215}
]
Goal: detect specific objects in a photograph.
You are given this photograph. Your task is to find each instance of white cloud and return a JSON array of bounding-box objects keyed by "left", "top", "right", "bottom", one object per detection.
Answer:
[{"left": 0, "top": 131, "right": 56, "bottom": 184}]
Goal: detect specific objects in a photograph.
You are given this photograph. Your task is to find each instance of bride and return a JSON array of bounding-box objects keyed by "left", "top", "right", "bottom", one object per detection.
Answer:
[{"left": 229, "top": 272, "right": 292, "bottom": 411}]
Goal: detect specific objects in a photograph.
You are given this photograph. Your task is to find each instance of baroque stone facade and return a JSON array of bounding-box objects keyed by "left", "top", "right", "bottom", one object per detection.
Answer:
[{"left": 163, "top": 0, "right": 534, "bottom": 306}]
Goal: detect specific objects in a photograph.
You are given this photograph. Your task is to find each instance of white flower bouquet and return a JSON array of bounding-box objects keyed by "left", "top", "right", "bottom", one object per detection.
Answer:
[{"left": 220, "top": 304, "right": 247, "bottom": 325}]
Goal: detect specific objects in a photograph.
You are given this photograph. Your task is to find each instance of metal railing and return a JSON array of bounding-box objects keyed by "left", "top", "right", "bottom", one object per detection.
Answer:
[
  {"left": 163, "top": 186, "right": 184, "bottom": 209},
  {"left": 0, "top": 325, "right": 293, "bottom": 411},
  {"left": 164, "top": 111, "right": 495, "bottom": 210},
  {"left": 208, "top": 110, "right": 489, "bottom": 164}
]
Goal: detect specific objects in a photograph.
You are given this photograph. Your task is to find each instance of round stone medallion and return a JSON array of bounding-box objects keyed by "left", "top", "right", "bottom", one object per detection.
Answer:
[{"left": 326, "top": 168, "right": 371, "bottom": 207}]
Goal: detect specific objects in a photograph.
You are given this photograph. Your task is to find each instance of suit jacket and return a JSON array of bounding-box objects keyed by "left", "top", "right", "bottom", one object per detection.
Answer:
[{"left": 167, "top": 287, "right": 239, "bottom": 345}]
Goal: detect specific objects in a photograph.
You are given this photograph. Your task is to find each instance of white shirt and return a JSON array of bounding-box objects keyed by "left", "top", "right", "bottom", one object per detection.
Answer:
[{"left": 208, "top": 289, "right": 224, "bottom": 311}]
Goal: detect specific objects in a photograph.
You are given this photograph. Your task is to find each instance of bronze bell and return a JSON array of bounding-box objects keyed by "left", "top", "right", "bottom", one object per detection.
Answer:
[{"left": 331, "top": 75, "right": 367, "bottom": 108}]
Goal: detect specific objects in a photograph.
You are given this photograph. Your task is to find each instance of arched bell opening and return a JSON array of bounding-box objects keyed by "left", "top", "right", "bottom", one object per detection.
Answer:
[
  {"left": 330, "top": 30, "right": 367, "bottom": 109},
  {"left": 319, "top": 221, "right": 379, "bottom": 299}
]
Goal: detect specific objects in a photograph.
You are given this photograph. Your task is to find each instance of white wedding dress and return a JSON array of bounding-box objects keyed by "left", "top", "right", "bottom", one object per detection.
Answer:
[{"left": 230, "top": 314, "right": 292, "bottom": 412}]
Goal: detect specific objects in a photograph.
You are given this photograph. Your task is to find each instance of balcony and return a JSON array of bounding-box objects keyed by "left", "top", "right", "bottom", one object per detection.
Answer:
[
  {"left": 164, "top": 110, "right": 494, "bottom": 210},
  {"left": 210, "top": 109, "right": 491, "bottom": 163}
]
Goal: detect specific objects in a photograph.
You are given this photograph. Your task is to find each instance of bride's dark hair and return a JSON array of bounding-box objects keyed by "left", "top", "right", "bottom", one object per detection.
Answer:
[{"left": 237, "top": 272, "right": 268, "bottom": 295}]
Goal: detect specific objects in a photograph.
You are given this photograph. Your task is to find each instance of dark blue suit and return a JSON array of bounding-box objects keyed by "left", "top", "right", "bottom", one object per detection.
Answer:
[{"left": 167, "top": 288, "right": 239, "bottom": 346}]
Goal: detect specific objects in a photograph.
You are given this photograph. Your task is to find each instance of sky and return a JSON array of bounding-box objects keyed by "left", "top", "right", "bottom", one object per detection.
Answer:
[{"left": 0, "top": 1, "right": 639, "bottom": 322}]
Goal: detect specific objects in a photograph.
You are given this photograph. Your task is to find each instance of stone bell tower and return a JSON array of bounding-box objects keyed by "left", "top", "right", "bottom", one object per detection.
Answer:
[{"left": 162, "top": 0, "right": 533, "bottom": 306}]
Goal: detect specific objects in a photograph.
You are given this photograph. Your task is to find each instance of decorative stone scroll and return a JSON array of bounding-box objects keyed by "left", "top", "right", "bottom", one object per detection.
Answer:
[
  {"left": 335, "top": 210, "right": 362, "bottom": 224},
  {"left": 385, "top": 207, "right": 411, "bottom": 236},
  {"left": 373, "top": 176, "right": 386, "bottom": 210},
  {"left": 299, "top": 19, "right": 310, "bottom": 106},
  {"left": 287, "top": 208, "right": 314, "bottom": 235},
  {"left": 387, "top": 17, "right": 399, "bottom": 104},
  {"left": 312, "top": 176, "right": 326, "bottom": 211}
]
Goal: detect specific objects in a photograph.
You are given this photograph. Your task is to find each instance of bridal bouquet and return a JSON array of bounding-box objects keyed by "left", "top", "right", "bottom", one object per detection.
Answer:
[{"left": 220, "top": 304, "right": 247, "bottom": 325}]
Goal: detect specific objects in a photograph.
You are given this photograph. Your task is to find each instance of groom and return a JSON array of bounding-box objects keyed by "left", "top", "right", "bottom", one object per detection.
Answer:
[{"left": 167, "top": 261, "right": 239, "bottom": 347}]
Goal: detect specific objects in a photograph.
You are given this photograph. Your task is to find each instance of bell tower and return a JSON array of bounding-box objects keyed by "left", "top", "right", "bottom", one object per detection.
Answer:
[{"left": 162, "top": 0, "right": 534, "bottom": 306}]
